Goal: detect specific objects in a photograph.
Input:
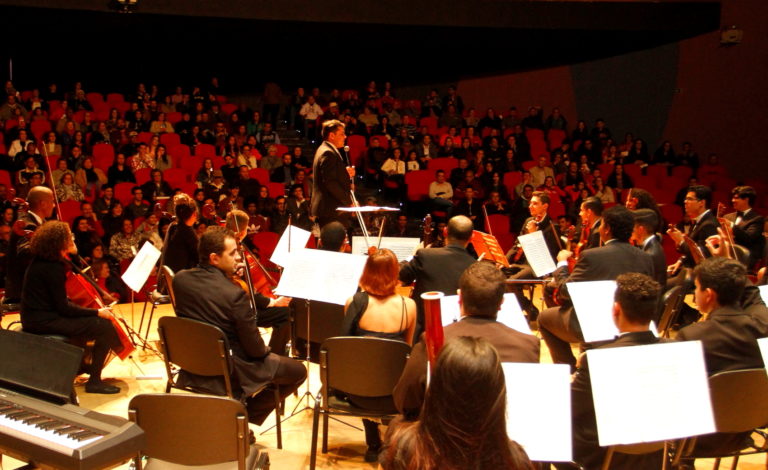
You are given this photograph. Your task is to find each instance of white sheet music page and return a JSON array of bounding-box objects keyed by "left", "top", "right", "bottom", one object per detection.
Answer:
[
  {"left": 757, "top": 337, "right": 768, "bottom": 372},
  {"left": 759, "top": 285, "right": 768, "bottom": 304},
  {"left": 587, "top": 340, "right": 715, "bottom": 446},
  {"left": 517, "top": 230, "right": 556, "bottom": 277},
  {"left": 274, "top": 248, "right": 367, "bottom": 305},
  {"left": 351, "top": 236, "right": 421, "bottom": 262},
  {"left": 568, "top": 280, "right": 619, "bottom": 342},
  {"left": 121, "top": 241, "right": 161, "bottom": 293},
  {"left": 270, "top": 225, "right": 312, "bottom": 268},
  {"left": 438, "top": 294, "right": 532, "bottom": 335},
  {"left": 503, "top": 363, "right": 572, "bottom": 462}
]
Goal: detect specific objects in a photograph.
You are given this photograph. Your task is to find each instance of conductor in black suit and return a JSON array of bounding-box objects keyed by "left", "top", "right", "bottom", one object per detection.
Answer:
[
  {"left": 311, "top": 119, "right": 353, "bottom": 228},
  {"left": 631, "top": 208, "right": 667, "bottom": 291},
  {"left": 538, "top": 205, "right": 655, "bottom": 367}
]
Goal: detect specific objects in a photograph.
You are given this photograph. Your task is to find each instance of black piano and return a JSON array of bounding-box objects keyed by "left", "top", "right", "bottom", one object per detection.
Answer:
[{"left": 0, "top": 329, "right": 144, "bottom": 470}]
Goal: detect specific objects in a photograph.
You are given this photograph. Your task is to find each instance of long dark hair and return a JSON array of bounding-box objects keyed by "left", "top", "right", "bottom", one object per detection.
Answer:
[{"left": 381, "top": 337, "right": 533, "bottom": 470}]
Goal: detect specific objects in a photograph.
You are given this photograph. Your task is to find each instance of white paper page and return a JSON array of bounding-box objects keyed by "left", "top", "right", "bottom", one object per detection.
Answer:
[
  {"left": 439, "top": 294, "right": 461, "bottom": 326},
  {"left": 503, "top": 363, "right": 572, "bottom": 462},
  {"left": 274, "top": 249, "right": 367, "bottom": 305},
  {"left": 568, "top": 280, "right": 618, "bottom": 342},
  {"left": 759, "top": 285, "right": 768, "bottom": 304},
  {"left": 757, "top": 337, "right": 768, "bottom": 372},
  {"left": 517, "top": 230, "right": 556, "bottom": 277},
  {"left": 351, "top": 236, "right": 421, "bottom": 262},
  {"left": 270, "top": 225, "right": 311, "bottom": 268},
  {"left": 587, "top": 341, "right": 715, "bottom": 446},
  {"left": 121, "top": 241, "right": 161, "bottom": 293},
  {"left": 438, "top": 293, "right": 531, "bottom": 335},
  {"left": 337, "top": 205, "right": 399, "bottom": 212}
]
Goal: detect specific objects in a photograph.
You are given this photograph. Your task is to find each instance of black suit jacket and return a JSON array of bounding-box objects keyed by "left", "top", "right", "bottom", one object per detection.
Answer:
[
  {"left": 678, "top": 210, "right": 719, "bottom": 267},
  {"left": 172, "top": 264, "right": 281, "bottom": 398},
  {"left": 571, "top": 331, "right": 667, "bottom": 470},
  {"left": 725, "top": 209, "right": 765, "bottom": 265},
  {"left": 310, "top": 141, "right": 352, "bottom": 223},
  {"left": 399, "top": 243, "right": 476, "bottom": 328},
  {"left": 393, "top": 316, "right": 540, "bottom": 417},
  {"left": 552, "top": 241, "right": 655, "bottom": 337},
  {"left": 5, "top": 212, "right": 41, "bottom": 300},
  {"left": 642, "top": 235, "right": 667, "bottom": 290},
  {"left": 164, "top": 223, "right": 199, "bottom": 274}
]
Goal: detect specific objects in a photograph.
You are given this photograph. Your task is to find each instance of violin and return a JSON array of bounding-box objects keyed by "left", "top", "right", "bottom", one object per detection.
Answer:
[
  {"left": 232, "top": 243, "right": 278, "bottom": 299},
  {"left": 716, "top": 202, "right": 739, "bottom": 260}
]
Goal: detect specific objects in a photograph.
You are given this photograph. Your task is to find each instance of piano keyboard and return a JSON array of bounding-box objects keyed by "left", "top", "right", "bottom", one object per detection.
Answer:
[{"left": 0, "top": 398, "right": 104, "bottom": 456}]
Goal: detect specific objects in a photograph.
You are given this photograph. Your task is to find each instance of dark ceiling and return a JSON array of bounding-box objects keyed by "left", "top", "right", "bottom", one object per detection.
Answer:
[{"left": 0, "top": 1, "right": 720, "bottom": 94}]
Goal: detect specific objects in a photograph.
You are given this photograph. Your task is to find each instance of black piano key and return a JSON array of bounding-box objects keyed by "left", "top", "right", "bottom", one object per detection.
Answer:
[
  {"left": 6, "top": 410, "right": 31, "bottom": 419},
  {"left": 25, "top": 416, "right": 50, "bottom": 425},
  {"left": 53, "top": 425, "right": 80, "bottom": 435},
  {"left": 69, "top": 430, "right": 98, "bottom": 441},
  {"left": 10, "top": 412, "right": 36, "bottom": 420}
]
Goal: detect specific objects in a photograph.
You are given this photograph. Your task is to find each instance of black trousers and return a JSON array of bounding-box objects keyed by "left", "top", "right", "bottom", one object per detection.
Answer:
[
  {"left": 257, "top": 305, "right": 291, "bottom": 355},
  {"left": 23, "top": 316, "right": 121, "bottom": 381},
  {"left": 245, "top": 355, "right": 307, "bottom": 425}
]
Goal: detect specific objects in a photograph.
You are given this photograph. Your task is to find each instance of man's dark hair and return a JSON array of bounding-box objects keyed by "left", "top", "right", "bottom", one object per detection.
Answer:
[
  {"left": 632, "top": 208, "right": 659, "bottom": 234},
  {"left": 435, "top": 169, "right": 445, "bottom": 178},
  {"left": 731, "top": 186, "right": 757, "bottom": 207},
  {"left": 459, "top": 262, "right": 505, "bottom": 317},
  {"left": 174, "top": 193, "right": 197, "bottom": 222},
  {"left": 447, "top": 215, "right": 473, "bottom": 243},
  {"left": 531, "top": 190, "right": 550, "bottom": 206},
  {"left": 602, "top": 205, "right": 634, "bottom": 242},
  {"left": 688, "top": 185, "right": 712, "bottom": 207},
  {"left": 198, "top": 226, "right": 231, "bottom": 265},
  {"left": 319, "top": 221, "right": 346, "bottom": 252},
  {"left": 321, "top": 119, "right": 345, "bottom": 140},
  {"left": 131, "top": 186, "right": 142, "bottom": 194},
  {"left": 694, "top": 257, "right": 746, "bottom": 306},
  {"left": 581, "top": 196, "right": 603, "bottom": 217},
  {"left": 614, "top": 273, "right": 661, "bottom": 324}
]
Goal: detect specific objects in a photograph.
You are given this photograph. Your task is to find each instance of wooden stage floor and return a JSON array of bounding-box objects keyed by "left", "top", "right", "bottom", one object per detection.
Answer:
[{"left": 1, "top": 299, "right": 765, "bottom": 470}]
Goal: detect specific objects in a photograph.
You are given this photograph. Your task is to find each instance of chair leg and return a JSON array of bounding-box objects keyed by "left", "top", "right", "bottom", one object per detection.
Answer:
[
  {"left": 729, "top": 454, "right": 739, "bottom": 470},
  {"left": 322, "top": 409, "right": 329, "bottom": 454},
  {"left": 309, "top": 400, "right": 320, "bottom": 470},
  {"left": 713, "top": 457, "right": 721, "bottom": 470},
  {"left": 273, "top": 387, "right": 282, "bottom": 450}
]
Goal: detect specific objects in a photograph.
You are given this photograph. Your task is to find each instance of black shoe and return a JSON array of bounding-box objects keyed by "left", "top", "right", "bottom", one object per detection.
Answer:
[
  {"left": 85, "top": 381, "right": 120, "bottom": 394},
  {"left": 248, "top": 429, "right": 256, "bottom": 445},
  {"left": 364, "top": 445, "right": 381, "bottom": 463}
]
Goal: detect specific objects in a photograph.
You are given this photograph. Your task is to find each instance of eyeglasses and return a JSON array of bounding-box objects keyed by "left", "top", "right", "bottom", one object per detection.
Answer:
[{"left": 683, "top": 197, "right": 700, "bottom": 202}]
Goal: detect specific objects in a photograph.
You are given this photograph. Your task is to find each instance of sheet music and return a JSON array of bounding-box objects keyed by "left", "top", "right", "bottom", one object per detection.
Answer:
[
  {"left": 759, "top": 285, "right": 768, "bottom": 304},
  {"left": 121, "top": 241, "right": 161, "bottom": 293},
  {"left": 757, "top": 337, "right": 768, "bottom": 372},
  {"left": 274, "top": 248, "right": 367, "bottom": 305},
  {"left": 270, "top": 225, "right": 312, "bottom": 268},
  {"left": 439, "top": 294, "right": 532, "bottom": 335},
  {"left": 517, "top": 230, "right": 556, "bottom": 277},
  {"left": 503, "top": 363, "right": 572, "bottom": 462},
  {"left": 351, "top": 236, "right": 421, "bottom": 262},
  {"left": 587, "top": 341, "right": 715, "bottom": 446}
]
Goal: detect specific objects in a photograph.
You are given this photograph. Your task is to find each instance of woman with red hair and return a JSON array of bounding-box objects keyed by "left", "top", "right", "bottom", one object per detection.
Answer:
[{"left": 340, "top": 248, "right": 417, "bottom": 461}]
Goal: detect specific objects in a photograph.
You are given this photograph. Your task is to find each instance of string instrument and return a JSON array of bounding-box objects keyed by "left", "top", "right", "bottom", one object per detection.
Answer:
[
  {"left": 64, "top": 263, "right": 135, "bottom": 361},
  {"left": 420, "top": 291, "right": 445, "bottom": 372},
  {"left": 716, "top": 202, "right": 739, "bottom": 260},
  {"left": 421, "top": 213, "right": 434, "bottom": 248},
  {"left": 565, "top": 225, "right": 581, "bottom": 272},
  {"left": 667, "top": 224, "right": 706, "bottom": 270},
  {"left": 236, "top": 243, "right": 278, "bottom": 299}
]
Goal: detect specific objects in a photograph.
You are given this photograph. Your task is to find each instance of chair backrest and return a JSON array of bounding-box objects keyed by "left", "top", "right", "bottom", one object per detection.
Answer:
[
  {"left": 157, "top": 316, "right": 234, "bottom": 397},
  {"left": 320, "top": 337, "right": 410, "bottom": 398},
  {"left": 657, "top": 286, "right": 684, "bottom": 337},
  {"left": 128, "top": 393, "right": 250, "bottom": 469},
  {"left": 161, "top": 265, "right": 176, "bottom": 308},
  {"left": 293, "top": 300, "right": 345, "bottom": 346},
  {"left": 709, "top": 368, "right": 768, "bottom": 433}
]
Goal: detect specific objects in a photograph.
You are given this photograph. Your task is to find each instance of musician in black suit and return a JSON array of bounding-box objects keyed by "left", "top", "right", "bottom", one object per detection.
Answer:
[
  {"left": 632, "top": 209, "right": 667, "bottom": 291},
  {"left": 667, "top": 185, "right": 719, "bottom": 270},
  {"left": 310, "top": 119, "right": 353, "bottom": 228},
  {"left": 578, "top": 196, "right": 603, "bottom": 251},
  {"left": 393, "top": 262, "right": 540, "bottom": 419},
  {"left": 4, "top": 186, "right": 55, "bottom": 304},
  {"left": 164, "top": 194, "right": 199, "bottom": 274},
  {"left": 724, "top": 186, "right": 765, "bottom": 267},
  {"left": 538, "top": 205, "right": 655, "bottom": 367},
  {"left": 399, "top": 215, "right": 475, "bottom": 338},
  {"left": 567, "top": 273, "right": 666, "bottom": 470},
  {"left": 677, "top": 257, "right": 764, "bottom": 458},
  {"left": 505, "top": 191, "right": 561, "bottom": 319},
  {"left": 172, "top": 227, "right": 306, "bottom": 425},
  {"left": 21, "top": 221, "right": 121, "bottom": 394}
]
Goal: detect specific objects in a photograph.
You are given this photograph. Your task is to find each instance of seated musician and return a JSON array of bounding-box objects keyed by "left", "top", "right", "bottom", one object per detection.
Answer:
[
  {"left": 724, "top": 185, "right": 765, "bottom": 268},
  {"left": 393, "top": 261, "right": 540, "bottom": 419},
  {"left": 566, "top": 273, "right": 666, "bottom": 470},
  {"left": 21, "top": 221, "right": 121, "bottom": 395},
  {"left": 172, "top": 227, "right": 306, "bottom": 425},
  {"left": 225, "top": 209, "right": 292, "bottom": 355}
]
